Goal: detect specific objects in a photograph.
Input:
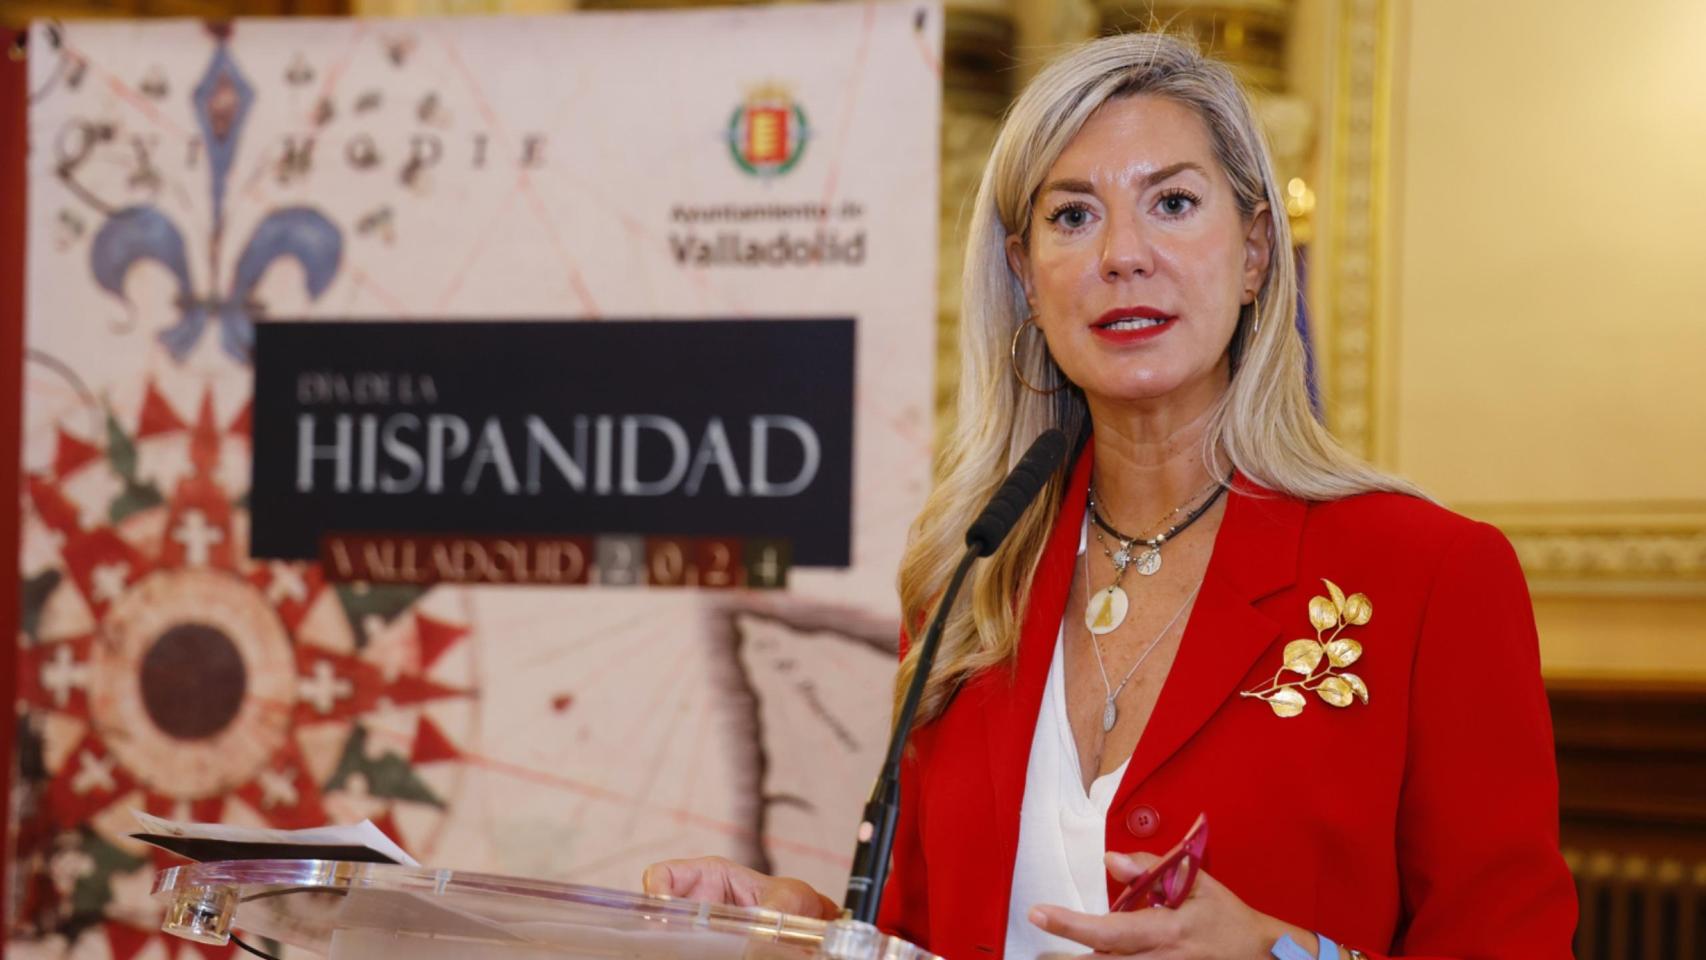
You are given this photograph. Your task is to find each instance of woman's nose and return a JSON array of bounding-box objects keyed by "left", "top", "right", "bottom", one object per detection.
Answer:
[{"left": 1100, "top": 214, "right": 1154, "bottom": 280}]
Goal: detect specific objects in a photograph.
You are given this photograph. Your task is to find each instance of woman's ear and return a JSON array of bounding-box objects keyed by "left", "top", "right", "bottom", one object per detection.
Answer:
[
  {"left": 1243, "top": 204, "right": 1274, "bottom": 295},
  {"left": 1005, "top": 233, "right": 1036, "bottom": 310}
]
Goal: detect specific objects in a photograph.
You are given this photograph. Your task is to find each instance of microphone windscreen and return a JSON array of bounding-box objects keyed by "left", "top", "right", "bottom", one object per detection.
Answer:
[{"left": 964, "top": 429, "right": 1068, "bottom": 556}]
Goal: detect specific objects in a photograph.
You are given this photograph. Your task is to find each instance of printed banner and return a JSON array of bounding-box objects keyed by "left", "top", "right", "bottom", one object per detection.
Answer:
[
  {"left": 14, "top": 5, "right": 940, "bottom": 955},
  {"left": 251, "top": 319, "right": 856, "bottom": 565}
]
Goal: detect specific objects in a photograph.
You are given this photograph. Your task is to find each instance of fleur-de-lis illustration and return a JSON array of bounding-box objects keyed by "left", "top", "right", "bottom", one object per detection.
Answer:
[
  {"left": 87, "top": 38, "right": 342, "bottom": 364},
  {"left": 1242, "top": 578, "right": 1373, "bottom": 718}
]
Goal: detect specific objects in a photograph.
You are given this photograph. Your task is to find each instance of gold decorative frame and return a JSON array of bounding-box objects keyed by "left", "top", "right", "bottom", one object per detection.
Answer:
[
  {"left": 1322, "top": 0, "right": 1391, "bottom": 466},
  {"left": 1321, "top": 0, "right": 1706, "bottom": 597},
  {"left": 1453, "top": 501, "right": 1706, "bottom": 598}
]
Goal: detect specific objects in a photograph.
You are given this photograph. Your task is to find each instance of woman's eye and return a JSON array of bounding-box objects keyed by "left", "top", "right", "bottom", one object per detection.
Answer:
[
  {"left": 1045, "top": 203, "right": 1093, "bottom": 230},
  {"left": 1156, "top": 191, "right": 1200, "bottom": 217}
]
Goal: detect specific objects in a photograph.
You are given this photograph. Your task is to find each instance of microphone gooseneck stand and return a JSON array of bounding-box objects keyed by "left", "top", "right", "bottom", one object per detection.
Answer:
[{"left": 840, "top": 428, "right": 1069, "bottom": 927}]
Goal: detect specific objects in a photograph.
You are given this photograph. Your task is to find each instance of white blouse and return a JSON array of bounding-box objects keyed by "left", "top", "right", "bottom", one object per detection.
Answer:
[{"left": 1003, "top": 516, "right": 1129, "bottom": 960}]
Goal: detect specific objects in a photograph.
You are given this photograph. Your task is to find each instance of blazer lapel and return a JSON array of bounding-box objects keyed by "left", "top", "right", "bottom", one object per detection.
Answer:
[
  {"left": 982, "top": 438, "right": 1094, "bottom": 845},
  {"left": 1112, "top": 474, "right": 1307, "bottom": 808}
]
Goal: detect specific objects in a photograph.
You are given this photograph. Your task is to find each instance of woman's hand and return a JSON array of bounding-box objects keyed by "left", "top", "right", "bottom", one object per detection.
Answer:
[
  {"left": 1028, "top": 851, "right": 1315, "bottom": 959},
  {"left": 641, "top": 857, "right": 841, "bottom": 920}
]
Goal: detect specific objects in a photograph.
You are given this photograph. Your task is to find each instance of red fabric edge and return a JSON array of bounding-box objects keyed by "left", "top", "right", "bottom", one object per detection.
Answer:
[{"left": 1, "top": 27, "right": 28, "bottom": 952}]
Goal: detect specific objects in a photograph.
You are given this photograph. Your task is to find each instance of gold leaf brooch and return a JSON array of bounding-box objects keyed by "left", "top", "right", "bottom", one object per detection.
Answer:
[{"left": 1241, "top": 579, "right": 1372, "bottom": 718}]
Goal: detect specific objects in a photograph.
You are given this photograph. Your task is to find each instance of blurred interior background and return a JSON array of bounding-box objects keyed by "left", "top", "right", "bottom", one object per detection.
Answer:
[{"left": 2, "top": 0, "right": 1703, "bottom": 957}]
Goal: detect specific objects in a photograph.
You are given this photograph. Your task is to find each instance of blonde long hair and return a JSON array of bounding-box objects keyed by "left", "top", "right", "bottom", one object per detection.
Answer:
[{"left": 896, "top": 33, "right": 1422, "bottom": 724}]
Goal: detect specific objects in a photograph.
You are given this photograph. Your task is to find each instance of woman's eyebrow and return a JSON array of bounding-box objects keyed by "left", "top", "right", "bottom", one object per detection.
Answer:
[
  {"left": 1037, "top": 177, "right": 1097, "bottom": 196},
  {"left": 1141, "top": 160, "right": 1206, "bottom": 187},
  {"left": 1037, "top": 161, "right": 1207, "bottom": 199}
]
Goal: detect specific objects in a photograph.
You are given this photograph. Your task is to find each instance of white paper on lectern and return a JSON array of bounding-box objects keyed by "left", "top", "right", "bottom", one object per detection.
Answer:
[{"left": 131, "top": 811, "right": 420, "bottom": 866}]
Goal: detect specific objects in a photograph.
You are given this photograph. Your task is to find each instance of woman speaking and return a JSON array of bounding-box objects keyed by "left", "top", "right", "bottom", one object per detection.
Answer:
[{"left": 645, "top": 32, "right": 1577, "bottom": 960}]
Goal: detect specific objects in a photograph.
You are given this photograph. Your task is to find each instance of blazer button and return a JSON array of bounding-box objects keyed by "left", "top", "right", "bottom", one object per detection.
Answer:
[{"left": 1126, "top": 804, "right": 1160, "bottom": 838}]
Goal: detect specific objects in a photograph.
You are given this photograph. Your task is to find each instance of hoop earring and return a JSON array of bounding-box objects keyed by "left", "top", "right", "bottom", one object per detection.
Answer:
[
  {"left": 1250, "top": 293, "right": 1263, "bottom": 336},
  {"left": 1010, "top": 317, "right": 1066, "bottom": 395}
]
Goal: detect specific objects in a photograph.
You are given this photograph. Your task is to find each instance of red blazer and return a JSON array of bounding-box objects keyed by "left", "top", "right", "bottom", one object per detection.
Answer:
[{"left": 878, "top": 440, "right": 1577, "bottom": 959}]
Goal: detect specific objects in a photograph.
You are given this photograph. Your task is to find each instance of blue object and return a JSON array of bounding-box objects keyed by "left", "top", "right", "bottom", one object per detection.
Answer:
[{"left": 1271, "top": 933, "right": 1339, "bottom": 960}]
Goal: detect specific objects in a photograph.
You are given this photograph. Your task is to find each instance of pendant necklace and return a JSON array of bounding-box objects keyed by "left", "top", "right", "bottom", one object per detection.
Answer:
[
  {"left": 1092, "top": 480, "right": 1211, "bottom": 578},
  {"left": 1081, "top": 533, "right": 1203, "bottom": 732},
  {"left": 1082, "top": 478, "right": 1227, "bottom": 636}
]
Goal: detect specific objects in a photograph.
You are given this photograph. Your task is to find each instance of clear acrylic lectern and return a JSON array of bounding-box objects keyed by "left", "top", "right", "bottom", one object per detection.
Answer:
[{"left": 152, "top": 860, "right": 938, "bottom": 960}]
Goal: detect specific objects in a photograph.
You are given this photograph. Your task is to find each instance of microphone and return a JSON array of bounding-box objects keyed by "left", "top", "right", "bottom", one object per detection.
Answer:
[
  {"left": 965, "top": 429, "right": 1070, "bottom": 556},
  {"left": 841, "top": 428, "right": 1069, "bottom": 925}
]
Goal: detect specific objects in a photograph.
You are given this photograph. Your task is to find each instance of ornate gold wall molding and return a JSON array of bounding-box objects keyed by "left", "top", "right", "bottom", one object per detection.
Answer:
[
  {"left": 1323, "top": 0, "right": 1706, "bottom": 596},
  {"left": 1322, "top": 0, "right": 1387, "bottom": 464},
  {"left": 1461, "top": 503, "right": 1706, "bottom": 597}
]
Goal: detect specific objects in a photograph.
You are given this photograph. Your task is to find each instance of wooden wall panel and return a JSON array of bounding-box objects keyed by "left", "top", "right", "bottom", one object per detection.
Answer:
[{"left": 1551, "top": 679, "right": 1706, "bottom": 860}]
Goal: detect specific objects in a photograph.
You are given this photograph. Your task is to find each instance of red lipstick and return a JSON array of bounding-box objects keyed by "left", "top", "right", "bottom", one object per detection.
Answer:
[{"left": 1090, "top": 306, "right": 1175, "bottom": 344}]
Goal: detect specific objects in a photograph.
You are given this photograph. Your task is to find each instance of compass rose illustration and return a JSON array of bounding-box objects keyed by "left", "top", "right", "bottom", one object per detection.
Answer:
[{"left": 12, "top": 381, "right": 480, "bottom": 955}]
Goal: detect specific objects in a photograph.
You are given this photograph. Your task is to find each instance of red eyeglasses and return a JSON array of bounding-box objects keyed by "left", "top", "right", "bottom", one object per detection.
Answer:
[{"left": 1109, "top": 812, "right": 1209, "bottom": 912}]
